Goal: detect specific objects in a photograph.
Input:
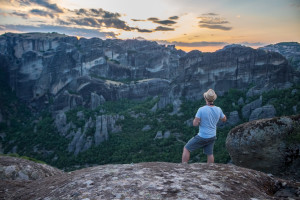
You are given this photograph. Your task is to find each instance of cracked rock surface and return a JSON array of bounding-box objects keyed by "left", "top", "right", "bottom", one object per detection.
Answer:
[{"left": 1, "top": 157, "right": 299, "bottom": 200}]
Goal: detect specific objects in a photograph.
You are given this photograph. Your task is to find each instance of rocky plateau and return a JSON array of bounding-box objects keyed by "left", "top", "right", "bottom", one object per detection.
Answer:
[{"left": 0, "top": 156, "right": 300, "bottom": 200}]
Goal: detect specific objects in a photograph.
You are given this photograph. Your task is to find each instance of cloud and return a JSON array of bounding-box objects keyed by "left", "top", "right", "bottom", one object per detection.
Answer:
[
  {"left": 198, "top": 16, "right": 232, "bottom": 31},
  {"left": 9, "top": 0, "right": 64, "bottom": 13},
  {"left": 135, "top": 36, "right": 146, "bottom": 40},
  {"left": 155, "top": 20, "right": 177, "bottom": 26},
  {"left": 0, "top": 1, "right": 178, "bottom": 34},
  {"left": 74, "top": 8, "right": 121, "bottom": 18},
  {"left": 199, "top": 24, "right": 232, "bottom": 31},
  {"left": 147, "top": 17, "right": 177, "bottom": 26},
  {"left": 66, "top": 10, "right": 176, "bottom": 32},
  {"left": 203, "top": 13, "right": 218, "bottom": 16},
  {"left": 147, "top": 17, "right": 159, "bottom": 21},
  {"left": 30, "top": 9, "right": 55, "bottom": 18},
  {"left": 131, "top": 19, "right": 146, "bottom": 22},
  {"left": 198, "top": 17, "right": 229, "bottom": 25},
  {"left": 10, "top": 11, "right": 29, "bottom": 19},
  {"left": 135, "top": 28, "right": 153, "bottom": 33},
  {"left": 29, "top": 0, "right": 64, "bottom": 13},
  {"left": 68, "top": 17, "right": 132, "bottom": 31},
  {"left": 290, "top": 0, "right": 300, "bottom": 8},
  {"left": 1, "top": 24, "right": 116, "bottom": 38},
  {"left": 169, "top": 16, "right": 179, "bottom": 20},
  {"left": 172, "top": 41, "right": 228, "bottom": 47},
  {"left": 154, "top": 26, "right": 174, "bottom": 31}
]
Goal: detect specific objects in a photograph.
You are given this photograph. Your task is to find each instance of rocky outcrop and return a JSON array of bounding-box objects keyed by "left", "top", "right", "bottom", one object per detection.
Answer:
[
  {"left": 249, "top": 105, "right": 276, "bottom": 121},
  {"left": 94, "top": 114, "right": 123, "bottom": 145},
  {"left": 226, "top": 115, "right": 300, "bottom": 180},
  {"left": 90, "top": 92, "right": 105, "bottom": 110},
  {"left": 173, "top": 45, "right": 298, "bottom": 101},
  {"left": 0, "top": 156, "right": 62, "bottom": 181},
  {"left": 227, "top": 111, "right": 241, "bottom": 126},
  {"left": 54, "top": 110, "right": 124, "bottom": 155},
  {"left": 260, "top": 42, "right": 300, "bottom": 71},
  {"left": 242, "top": 97, "right": 262, "bottom": 119},
  {"left": 1, "top": 158, "right": 300, "bottom": 199},
  {"left": 154, "top": 131, "right": 171, "bottom": 139},
  {"left": 66, "top": 114, "right": 124, "bottom": 155}
]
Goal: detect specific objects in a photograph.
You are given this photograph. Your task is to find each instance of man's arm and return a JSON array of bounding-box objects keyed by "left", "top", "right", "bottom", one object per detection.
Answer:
[
  {"left": 193, "top": 117, "right": 200, "bottom": 126},
  {"left": 221, "top": 115, "right": 227, "bottom": 122}
]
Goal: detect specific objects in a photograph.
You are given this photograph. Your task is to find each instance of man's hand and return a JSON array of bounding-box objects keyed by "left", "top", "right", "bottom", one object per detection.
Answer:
[
  {"left": 221, "top": 115, "right": 227, "bottom": 122},
  {"left": 193, "top": 117, "right": 200, "bottom": 126}
]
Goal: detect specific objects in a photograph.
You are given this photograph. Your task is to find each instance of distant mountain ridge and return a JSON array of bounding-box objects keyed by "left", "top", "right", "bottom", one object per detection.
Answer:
[
  {"left": 0, "top": 32, "right": 298, "bottom": 112},
  {"left": 260, "top": 42, "right": 300, "bottom": 71}
]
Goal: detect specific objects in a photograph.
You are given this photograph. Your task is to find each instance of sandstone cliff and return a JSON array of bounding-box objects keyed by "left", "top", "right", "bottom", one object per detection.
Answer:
[{"left": 0, "top": 156, "right": 299, "bottom": 199}]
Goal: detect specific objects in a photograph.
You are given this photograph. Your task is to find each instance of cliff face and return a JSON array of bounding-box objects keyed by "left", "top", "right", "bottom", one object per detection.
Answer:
[
  {"left": 0, "top": 33, "right": 298, "bottom": 112},
  {"left": 0, "top": 33, "right": 180, "bottom": 110},
  {"left": 1, "top": 156, "right": 299, "bottom": 200},
  {"left": 260, "top": 42, "right": 300, "bottom": 71},
  {"left": 173, "top": 45, "right": 297, "bottom": 100}
]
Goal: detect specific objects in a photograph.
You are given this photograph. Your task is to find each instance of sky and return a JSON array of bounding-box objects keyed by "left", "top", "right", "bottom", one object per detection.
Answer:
[{"left": 0, "top": 0, "right": 299, "bottom": 52}]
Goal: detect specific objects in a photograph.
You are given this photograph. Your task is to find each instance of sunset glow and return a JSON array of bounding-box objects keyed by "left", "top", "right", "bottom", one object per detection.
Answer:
[{"left": 0, "top": 0, "right": 299, "bottom": 52}]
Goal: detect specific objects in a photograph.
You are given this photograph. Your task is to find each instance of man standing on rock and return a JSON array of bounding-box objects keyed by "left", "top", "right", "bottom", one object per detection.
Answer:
[{"left": 182, "top": 89, "right": 227, "bottom": 164}]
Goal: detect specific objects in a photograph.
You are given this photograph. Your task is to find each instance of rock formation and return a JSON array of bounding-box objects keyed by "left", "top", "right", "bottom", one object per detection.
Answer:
[
  {"left": 0, "top": 156, "right": 62, "bottom": 181},
  {"left": 0, "top": 33, "right": 298, "bottom": 112},
  {"left": 1, "top": 156, "right": 299, "bottom": 199},
  {"left": 171, "top": 45, "right": 298, "bottom": 101},
  {"left": 226, "top": 115, "right": 300, "bottom": 180},
  {"left": 260, "top": 42, "right": 300, "bottom": 71},
  {"left": 53, "top": 109, "right": 124, "bottom": 155},
  {"left": 242, "top": 97, "right": 262, "bottom": 119},
  {"left": 249, "top": 104, "right": 276, "bottom": 121}
]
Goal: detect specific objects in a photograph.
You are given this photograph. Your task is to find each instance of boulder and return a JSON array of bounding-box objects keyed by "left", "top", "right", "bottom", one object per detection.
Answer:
[
  {"left": 237, "top": 97, "right": 244, "bottom": 105},
  {"left": 0, "top": 156, "right": 62, "bottom": 181},
  {"left": 227, "top": 111, "right": 241, "bottom": 126},
  {"left": 249, "top": 105, "right": 276, "bottom": 121},
  {"left": 293, "top": 106, "right": 297, "bottom": 114},
  {"left": 184, "top": 118, "right": 194, "bottom": 127},
  {"left": 154, "top": 131, "right": 163, "bottom": 139},
  {"left": 1, "top": 162, "right": 299, "bottom": 200},
  {"left": 241, "top": 98, "right": 262, "bottom": 119},
  {"left": 291, "top": 89, "right": 298, "bottom": 96},
  {"left": 226, "top": 115, "right": 300, "bottom": 179},
  {"left": 164, "top": 131, "right": 171, "bottom": 138},
  {"left": 142, "top": 125, "right": 151, "bottom": 131}
]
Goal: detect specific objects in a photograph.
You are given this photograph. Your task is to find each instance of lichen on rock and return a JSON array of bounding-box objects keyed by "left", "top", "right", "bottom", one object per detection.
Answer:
[{"left": 226, "top": 115, "right": 300, "bottom": 180}]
